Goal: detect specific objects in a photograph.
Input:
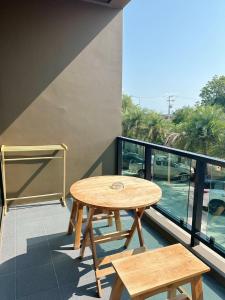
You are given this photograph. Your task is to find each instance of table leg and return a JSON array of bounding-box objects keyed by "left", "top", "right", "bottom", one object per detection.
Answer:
[
  {"left": 80, "top": 208, "right": 95, "bottom": 258},
  {"left": 109, "top": 276, "right": 124, "bottom": 300},
  {"left": 167, "top": 288, "right": 177, "bottom": 299},
  {"left": 124, "top": 207, "right": 145, "bottom": 249},
  {"left": 67, "top": 200, "right": 78, "bottom": 234},
  {"left": 108, "top": 211, "right": 113, "bottom": 226},
  {"left": 191, "top": 276, "right": 203, "bottom": 300},
  {"left": 114, "top": 210, "right": 122, "bottom": 231},
  {"left": 135, "top": 208, "right": 145, "bottom": 247},
  {"left": 74, "top": 202, "right": 84, "bottom": 249}
]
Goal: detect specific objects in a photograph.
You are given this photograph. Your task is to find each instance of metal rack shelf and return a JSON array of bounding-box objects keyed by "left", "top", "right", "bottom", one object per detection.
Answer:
[{"left": 1, "top": 144, "right": 68, "bottom": 214}]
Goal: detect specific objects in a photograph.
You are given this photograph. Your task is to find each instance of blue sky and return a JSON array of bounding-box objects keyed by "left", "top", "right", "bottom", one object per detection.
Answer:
[{"left": 122, "top": 0, "right": 225, "bottom": 113}]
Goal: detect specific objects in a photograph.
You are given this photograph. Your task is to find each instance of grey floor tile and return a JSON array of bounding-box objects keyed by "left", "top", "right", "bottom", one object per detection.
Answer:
[
  {"left": 2, "top": 218, "right": 15, "bottom": 238},
  {"left": 16, "top": 264, "right": 58, "bottom": 298},
  {"left": 0, "top": 236, "right": 16, "bottom": 259},
  {"left": 60, "top": 282, "right": 99, "bottom": 299},
  {"left": 0, "top": 235, "right": 16, "bottom": 276},
  {"left": 0, "top": 273, "right": 16, "bottom": 300},
  {"left": 53, "top": 255, "right": 93, "bottom": 287},
  {"left": 16, "top": 235, "right": 49, "bottom": 256},
  {"left": 16, "top": 220, "right": 45, "bottom": 236},
  {"left": 16, "top": 247, "right": 52, "bottom": 271},
  {"left": 0, "top": 256, "right": 16, "bottom": 276},
  {"left": 19, "top": 287, "right": 61, "bottom": 300},
  {"left": 47, "top": 232, "right": 74, "bottom": 250}
]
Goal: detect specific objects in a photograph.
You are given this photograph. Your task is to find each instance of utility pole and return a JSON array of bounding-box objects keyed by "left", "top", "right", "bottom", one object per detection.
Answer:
[
  {"left": 131, "top": 95, "right": 142, "bottom": 106},
  {"left": 167, "top": 95, "right": 175, "bottom": 118}
]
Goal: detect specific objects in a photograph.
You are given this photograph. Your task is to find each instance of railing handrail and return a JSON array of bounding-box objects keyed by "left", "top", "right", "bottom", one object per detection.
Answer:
[{"left": 118, "top": 136, "right": 225, "bottom": 166}]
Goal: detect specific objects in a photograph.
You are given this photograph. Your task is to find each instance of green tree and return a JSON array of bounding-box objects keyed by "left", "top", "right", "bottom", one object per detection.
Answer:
[
  {"left": 200, "top": 75, "right": 225, "bottom": 107},
  {"left": 173, "top": 105, "right": 225, "bottom": 156},
  {"left": 122, "top": 94, "right": 173, "bottom": 144},
  {"left": 122, "top": 94, "right": 143, "bottom": 138},
  {"left": 141, "top": 111, "right": 173, "bottom": 144},
  {"left": 172, "top": 106, "right": 192, "bottom": 124}
]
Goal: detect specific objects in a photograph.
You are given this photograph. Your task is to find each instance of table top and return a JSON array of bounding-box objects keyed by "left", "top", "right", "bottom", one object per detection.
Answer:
[
  {"left": 70, "top": 175, "right": 162, "bottom": 210},
  {"left": 112, "top": 244, "right": 210, "bottom": 297}
]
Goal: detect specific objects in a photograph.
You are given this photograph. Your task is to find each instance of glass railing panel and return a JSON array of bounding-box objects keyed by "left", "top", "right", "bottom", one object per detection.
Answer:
[
  {"left": 151, "top": 149, "right": 195, "bottom": 224},
  {"left": 121, "top": 141, "right": 145, "bottom": 178},
  {"left": 202, "top": 163, "right": 225, "bottom": 252}
]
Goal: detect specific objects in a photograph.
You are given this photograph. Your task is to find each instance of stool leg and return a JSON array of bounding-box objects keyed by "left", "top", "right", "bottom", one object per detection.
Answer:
[
  {"left": 114, "top": 210, "right": 122, "bottom": 231},
  {"left": 109, "top": 276, "right": 124, "bottom": 300},
  {"left": 67, "top": 200, "right": 78, "bottom": 234},
  {"left": 74, "top": 203, "right": 84, "bottom": 250},
  {"left": 191, "top": 276, "right": 203, "bottom": 300}
]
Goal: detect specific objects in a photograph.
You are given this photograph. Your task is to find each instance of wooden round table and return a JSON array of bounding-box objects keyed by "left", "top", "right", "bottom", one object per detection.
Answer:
[{"left": 68, "top": 175, "right": 162, "bottom": 297}]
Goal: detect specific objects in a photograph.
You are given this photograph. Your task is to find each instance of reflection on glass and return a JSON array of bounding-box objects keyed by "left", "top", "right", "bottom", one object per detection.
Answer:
[
  {"left": 122, "top": 141, "right": 145, "bottom": 178},
  {"left": 151, "top": 150, "right": 194, "bottom": 224},
  {"left": 202, "top": 164, "right": 225, "bottom": 251}
]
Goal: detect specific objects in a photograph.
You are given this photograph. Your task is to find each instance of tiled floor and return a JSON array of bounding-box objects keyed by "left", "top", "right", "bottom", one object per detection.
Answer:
[{"left": 0, "top": 199, "right": 225, "bottom": 300}]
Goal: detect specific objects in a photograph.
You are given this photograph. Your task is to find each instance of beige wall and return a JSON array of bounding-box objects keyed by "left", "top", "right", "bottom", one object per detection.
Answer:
[{"left": 0, "top": 0, "right": 122, "bottom": 198}]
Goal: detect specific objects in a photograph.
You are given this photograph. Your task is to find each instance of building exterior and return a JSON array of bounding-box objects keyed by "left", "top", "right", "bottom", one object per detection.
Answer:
[{"left": 0, "top": 0, "right": 129, "bottom": 202}]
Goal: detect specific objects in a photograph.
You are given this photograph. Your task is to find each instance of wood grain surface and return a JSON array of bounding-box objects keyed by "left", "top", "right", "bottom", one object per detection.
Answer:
[
  {"left": 70, "top": 175, "right": 162, "bottom": 210},
  {"left": 112, "top": 244, "right": 210, "bottom": 298}
]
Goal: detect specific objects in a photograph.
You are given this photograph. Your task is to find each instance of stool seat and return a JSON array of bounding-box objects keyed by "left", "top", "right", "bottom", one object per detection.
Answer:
[{"left": 110, "top": 244, "right": 210, "bottom": 300}]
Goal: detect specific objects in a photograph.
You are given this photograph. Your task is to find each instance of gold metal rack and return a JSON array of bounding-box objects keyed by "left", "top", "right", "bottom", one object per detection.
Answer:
[{"left": 1, "top": 144, "right": 68, "bottom": 214}]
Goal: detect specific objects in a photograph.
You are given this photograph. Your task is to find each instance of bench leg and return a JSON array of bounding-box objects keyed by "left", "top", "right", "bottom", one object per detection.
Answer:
[
  {"left": 191, "top": 276, "right": 203, "bottom": 300},
  {"left": 109, "top": 276, "right": 124, "bottom": 300}
]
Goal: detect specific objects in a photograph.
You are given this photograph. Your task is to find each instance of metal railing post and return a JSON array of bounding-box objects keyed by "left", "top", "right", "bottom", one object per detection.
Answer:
[
  {"left": 0, "top": 157, "right": 4, "bottom": 225},
  {"left": 191, "top": 159, "right": 206, "bottom": 247},
  {"left": 145, "top": 145, "right": 152, "bottom": 181},
  {"left": 117, "top": 137, "right": 123, "bottom": 175}
]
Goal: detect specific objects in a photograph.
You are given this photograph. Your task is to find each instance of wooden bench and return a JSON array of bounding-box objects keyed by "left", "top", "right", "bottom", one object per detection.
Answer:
[{"left": 110, "top": 244, "right": 210, "bottom": 300}]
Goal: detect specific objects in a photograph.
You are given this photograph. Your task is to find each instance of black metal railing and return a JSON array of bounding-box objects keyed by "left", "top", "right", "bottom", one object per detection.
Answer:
[
  {"left": 117, "top": 136, "right": 225, "bottom": 258},
  {"left": 0, "top": 162, "right": 4, "bottom": 229}
]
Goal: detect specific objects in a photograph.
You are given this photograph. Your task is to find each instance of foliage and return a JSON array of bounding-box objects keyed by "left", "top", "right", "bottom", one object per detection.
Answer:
[
  {"left": 173, "top": 105, "right": 225, "bottom": 156},
  {"left": 200, "top": 75, "right": 225, "bottom": 107},
  {"left": 122, "top": 94, "right": 173, "bottom": 144},
  {"left": 122, "top": 92, "right": 225, "bottom": 158},
  {"left": 172, "top": 106, "right": 193, "bottom": 124}
]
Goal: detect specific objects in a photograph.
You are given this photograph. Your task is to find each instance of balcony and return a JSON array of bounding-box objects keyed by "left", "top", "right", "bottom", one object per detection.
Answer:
[
  {"left": 1, "top": 1, "right": 225, "bottom": 299},
  {"left": 0, "top": 137, "right": 225, "bottom": 299}
]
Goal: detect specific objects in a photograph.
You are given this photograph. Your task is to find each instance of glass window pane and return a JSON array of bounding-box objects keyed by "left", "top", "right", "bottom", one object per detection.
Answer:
[
  {"left": 152, "top": 149, "right": 195, "bottom": 224},
  {"left": 121, "top": 141, "right": 145, "bottom": 178},
  {"left": 202, "top": 164, "right": 225, "bottom": 252}
]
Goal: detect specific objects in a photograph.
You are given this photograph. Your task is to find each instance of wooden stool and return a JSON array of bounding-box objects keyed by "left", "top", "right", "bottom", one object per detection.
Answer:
[
  {"left": 67, "top": 199, "right": 121, "bottom": 249},
  {"left": 110, "top": 244, "right": 210, "bottom": 300}
]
